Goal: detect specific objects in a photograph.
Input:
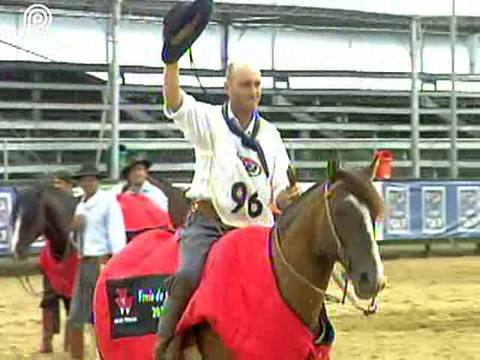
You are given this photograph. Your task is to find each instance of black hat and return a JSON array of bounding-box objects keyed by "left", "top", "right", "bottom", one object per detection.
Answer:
[
  {"left": 121, "top": 156, "right": 152, "bottom": 178},
  {"left": 53, "top": 170, "right": 74, "bottom": 184},
  {"left": 73, "top": 162, "right": 106, "bottom": 180},
  {"left": 162, "top": 0, "right": 214, "bottom": 64}
]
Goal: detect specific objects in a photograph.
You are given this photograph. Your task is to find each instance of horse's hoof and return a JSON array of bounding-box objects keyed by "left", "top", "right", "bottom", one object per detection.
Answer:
[{"left": 39, "top": 345, "right": 53, "bottom": 354}]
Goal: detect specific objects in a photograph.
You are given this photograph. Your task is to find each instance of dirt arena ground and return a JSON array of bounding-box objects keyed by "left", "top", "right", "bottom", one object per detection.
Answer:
[{"left": 0, "top": 256, "right": 479, "bottom": 359}]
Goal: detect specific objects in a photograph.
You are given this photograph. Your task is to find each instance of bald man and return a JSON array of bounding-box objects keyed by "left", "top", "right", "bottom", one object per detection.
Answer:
[{"left": 156, "top": 61, "right": 299, "bottom": 357}]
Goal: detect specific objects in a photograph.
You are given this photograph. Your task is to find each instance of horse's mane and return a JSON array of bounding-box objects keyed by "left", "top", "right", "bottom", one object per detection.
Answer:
[
  {"left": 128, "top": 176, "right": 191, "bottom": 228},
  {"left": 10, "top": 181, "right": 50, "bottom": 227},
  {"left": 279, "top": 166, "right": 384, "bottom": 229}
]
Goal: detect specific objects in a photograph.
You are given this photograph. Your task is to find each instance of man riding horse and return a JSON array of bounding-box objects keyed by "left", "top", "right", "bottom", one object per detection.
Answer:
[
  {"left": 119, "top": 156, "right": 173, "bottom": 242},
  {"left": 121, "top": 156, "right": 169, "bottom": 212},
  {"left": 157, "top": 0, "right": 299, "bottom": 356}
]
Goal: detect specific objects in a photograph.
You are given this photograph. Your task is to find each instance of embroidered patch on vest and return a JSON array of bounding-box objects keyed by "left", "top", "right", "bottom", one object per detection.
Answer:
[{"left": 239, "top": 156, "right": 262, "bottom": 177}]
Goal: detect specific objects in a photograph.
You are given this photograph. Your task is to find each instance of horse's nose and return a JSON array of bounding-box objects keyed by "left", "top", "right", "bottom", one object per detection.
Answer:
[
  {"left": 360, "top": 272, "right": 386, "bottom": 293},
  {"left": 357, "top": 271, "right": 382, "bottom": 298},
  {"left": 359, "top": 272, "right": 370, "bottom": 288}
]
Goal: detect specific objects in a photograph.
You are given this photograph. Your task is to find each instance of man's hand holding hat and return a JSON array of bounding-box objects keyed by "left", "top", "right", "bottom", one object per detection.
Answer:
[{"left": 162, "top": 0, "right": 214, "bottom": 64}]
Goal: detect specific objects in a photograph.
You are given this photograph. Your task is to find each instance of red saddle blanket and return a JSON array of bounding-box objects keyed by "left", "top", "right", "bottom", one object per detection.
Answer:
[
  {"left": 94, "top": 227, "right": 333, "bottom": 360},
  {"left": 94, "top": 228, "right": 179, "bottom": 360},
  {"left": 117, "top": 192, "right": 173, "bottom": 232},
  {"left": 38, "top": 239, "right": 79, "bottom": 298}
]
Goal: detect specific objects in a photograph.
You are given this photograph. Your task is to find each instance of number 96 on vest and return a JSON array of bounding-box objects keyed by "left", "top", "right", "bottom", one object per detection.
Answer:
[{"left": 230, "top": 182, "right": 263, "bottom": 218}]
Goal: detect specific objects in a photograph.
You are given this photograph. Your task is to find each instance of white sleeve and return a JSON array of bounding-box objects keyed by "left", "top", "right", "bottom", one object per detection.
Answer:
[
  {"left": 107, "top": 196, "right": 127, "bottom": 255},
  {"left": 151, "top": 187, "right": 169, "bottom": 212},
  {"left": 157, "top": 191, "right": 169, "bottom": 212},
  {"left": 74, "top": 201, "right": 85, "bottom": 216},
  {"left": 271, "top": 131, "right": 292, "bottom": 202},
  {"left": 164, "top": 90, "right": 215, "bottom": 151}
]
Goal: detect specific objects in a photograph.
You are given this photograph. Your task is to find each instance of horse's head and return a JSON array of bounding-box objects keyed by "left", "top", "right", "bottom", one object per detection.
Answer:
[
  {"left": 320, "top": 159, "right": 385, "bottom": 300},
  {"left": 10, "top": 186, "right": 47, "bottom": 260},
  {"left": 11, "top": 183, "right": 74, "bottom": 260}
]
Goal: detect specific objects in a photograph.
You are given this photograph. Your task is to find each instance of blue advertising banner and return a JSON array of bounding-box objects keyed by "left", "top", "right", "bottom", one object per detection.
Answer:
[
  {"left": 0, "top": 187, "right": 15, "bottom": 255},
  {"left": 382, "top": 181, "right": 480, "bottom": 240},
  {"left": 1, "top": 180, "right": 479, "bottom": 256}
]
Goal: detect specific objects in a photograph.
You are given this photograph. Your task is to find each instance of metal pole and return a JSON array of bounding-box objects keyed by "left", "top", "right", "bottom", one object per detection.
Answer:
[
  {"left": 271, "top": 29, "right": 277, "bottom": 71},
  {"left": 109, "top": 0, "right": 122, "bottom": 179},
  {"left": 410, "top": 17, "right": 421, "bottom": 178},
  {"left": 96, "top": 90, "right": 109, "bottom": 166},
  {"left": 3, "top": 139, "right": 8, "bottom": 181},
  {"left": 450, "top": 0, "right": 459, "bottom": 178},
  {"left": 221, "top": 22, "right": 229, "bottom": 70},
  {"left": 467, "top": 35, "right": 478, "bottom": 73}
]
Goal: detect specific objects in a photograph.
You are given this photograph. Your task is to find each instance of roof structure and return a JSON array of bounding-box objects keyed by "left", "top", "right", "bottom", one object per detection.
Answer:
[{"left": 1, "top": 1, "right": 479, "bottom": 34}]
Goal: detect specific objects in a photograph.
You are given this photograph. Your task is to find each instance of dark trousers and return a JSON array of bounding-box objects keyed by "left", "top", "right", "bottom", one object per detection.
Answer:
[
  {"left": 157, "top": 211, "right": 230, "bottom": 340},
  {"left": 40, "top": 274, "right": 71, "bottom": 334},
  {"left": 68, "top": 259, "right": 102, "bottom": 329}
]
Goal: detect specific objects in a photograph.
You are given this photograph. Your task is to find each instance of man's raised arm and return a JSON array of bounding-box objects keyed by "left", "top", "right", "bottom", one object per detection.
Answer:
[{"left": 163, "top": 62, "right": 183, "bottom": 113}]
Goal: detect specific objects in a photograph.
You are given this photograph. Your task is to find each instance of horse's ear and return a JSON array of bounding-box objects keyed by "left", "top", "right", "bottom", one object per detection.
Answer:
[
  {"left": 326, "top": 160, "right": 339, "bottom": 183},
  {"left": 367, "top": 154, "right": 381, "bottom": 181},
  {"left": 287, "top": 165, "right": 298, "bottom": 187}
]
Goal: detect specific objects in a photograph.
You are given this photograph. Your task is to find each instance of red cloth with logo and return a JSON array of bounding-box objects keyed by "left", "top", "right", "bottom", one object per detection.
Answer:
[
  {"left": 177, "top": 226, "right": 332, "bottom": 360},
  {"left": 38, "top": 239, "right": 79, "bottom": 298},
  {"left": 94, "top": 226, "right": 332, "bottom": 360},
  {"left": 117, "top": 192, "right": 173, "bottom": 232},
  {"left": 94, "top": 228, "right": 179, "bottom": 360}
]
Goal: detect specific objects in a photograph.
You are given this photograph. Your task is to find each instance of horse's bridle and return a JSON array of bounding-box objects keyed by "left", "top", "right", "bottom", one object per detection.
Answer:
[
  {"left": 274, "top": 181, "right": 378, "bottom": 317},
  {"left": 323, "top": 181, "right": 378, "bottom": 315},
  {"left": 323, "top": 182, "right": 350, "bottom": 271}
]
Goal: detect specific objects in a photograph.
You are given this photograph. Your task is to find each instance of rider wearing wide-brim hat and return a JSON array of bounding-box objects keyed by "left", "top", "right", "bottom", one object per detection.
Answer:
[
  {"left": 71, "top": 162, "right": 107, "bottom": 180},
  {"left": 68, "top": 162, "right": 126, "bottom": 359},
  {"left": 52, "top": 170, "right": 76, "bottom": 192},
  {"left": 121, "top": 156, "right": 152, "bottom": 179},
  {"left": 120, "top": 156, "right": 169, "bottom": 214}
]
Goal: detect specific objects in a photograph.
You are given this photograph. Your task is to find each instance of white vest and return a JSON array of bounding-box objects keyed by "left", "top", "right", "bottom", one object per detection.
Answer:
[{"left": 208, "top": 119, "right": 274, "bottom": 228}]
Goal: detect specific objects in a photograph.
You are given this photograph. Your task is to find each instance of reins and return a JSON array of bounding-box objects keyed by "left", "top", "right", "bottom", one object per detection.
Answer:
[{"left": 274, "top": 181, "right": 379, "bottom": 317}]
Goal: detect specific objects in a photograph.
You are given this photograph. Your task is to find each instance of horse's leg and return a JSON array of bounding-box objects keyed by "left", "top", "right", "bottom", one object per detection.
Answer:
[
  {"left": 63, "top": 296, "right": 72, "bottom": 352},
  {"left": 183, "top": 333, "right": 202, "bottom": 360},
  {"left": 195, "top": 323, "right": 234, "bottom": 360}
]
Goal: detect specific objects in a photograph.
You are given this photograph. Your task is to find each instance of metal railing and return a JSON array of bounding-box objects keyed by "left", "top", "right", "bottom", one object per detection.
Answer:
[
  {"left": 3, "top": 137, "right": 480, "bottom": 180},
  {"left": 2, "top": 66, "right": 480, "bottom": 179}
]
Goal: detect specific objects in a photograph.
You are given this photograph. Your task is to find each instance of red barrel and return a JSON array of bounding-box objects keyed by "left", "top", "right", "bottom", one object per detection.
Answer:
[{"left": 375, "top": 150, "right": 394, "bottom": 179}]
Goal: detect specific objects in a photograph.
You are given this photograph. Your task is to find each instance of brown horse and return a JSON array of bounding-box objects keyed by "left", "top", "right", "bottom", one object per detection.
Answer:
[
  {"left": 10, "top": 181, "right": 79, "bottom": 353},
  {"left": 162, "top": 158, "right": 386, "bottom": 359},
  {"left": 11, "top": 177, "right": 190, "bottom": 258},
  {"left": 11, "top": 182, "right": 78, "bottom": 260},
  {"left": 184, "top": 159, "right": 383, "bottom": 359},
  {"left": 10, "top": 176, "right": 190, "bottom": 356}
]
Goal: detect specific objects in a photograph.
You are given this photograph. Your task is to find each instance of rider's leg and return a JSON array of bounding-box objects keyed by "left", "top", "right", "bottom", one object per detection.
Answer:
[{"left": 156, "top": 212, "right": 227, "bottom": 358}]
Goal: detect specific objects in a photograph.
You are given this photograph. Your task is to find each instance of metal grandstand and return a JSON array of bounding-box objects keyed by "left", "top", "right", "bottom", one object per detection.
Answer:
[{"left": 0, "top": 1, "right": 479, "bottom": 181}]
